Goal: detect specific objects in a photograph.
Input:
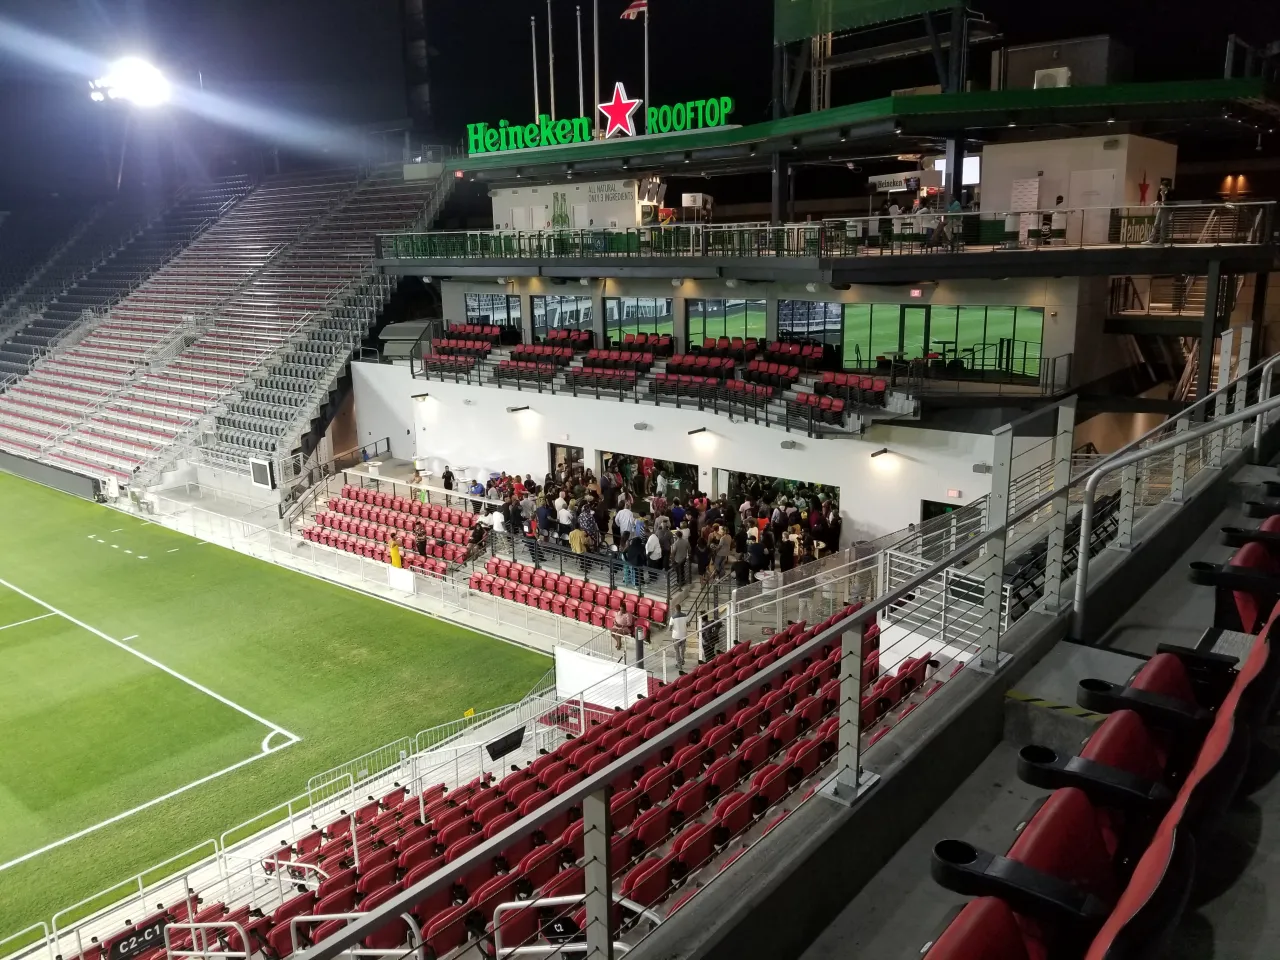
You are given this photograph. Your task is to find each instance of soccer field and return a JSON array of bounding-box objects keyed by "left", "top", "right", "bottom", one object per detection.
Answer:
[{"left": 0, "top": 472, "right": 550, "bottom": 941}]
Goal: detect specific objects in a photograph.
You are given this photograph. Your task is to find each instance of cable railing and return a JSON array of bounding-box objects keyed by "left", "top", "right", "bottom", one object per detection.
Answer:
[{"left": 375, "top": 201, "right": 1276, "bottom": 263}]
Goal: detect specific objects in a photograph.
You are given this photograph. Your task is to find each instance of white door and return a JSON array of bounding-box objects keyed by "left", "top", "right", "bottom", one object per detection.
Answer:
[
  {"left": 534, "top": 205, "right": 549, "bottom": 230},
  {"left": 510, "top": 206, "right": 529, "bottom": 231},
  {"left": 1068, "top": 168, "right": 1117, "bottom": 245},
  {"left": 572, "top": 204, "right": 589, "bottom": 229}
]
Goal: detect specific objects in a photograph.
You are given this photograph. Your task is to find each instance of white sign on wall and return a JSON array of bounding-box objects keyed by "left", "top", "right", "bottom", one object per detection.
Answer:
[{"left": 491, "top": 179, "right": 640, "bottom": 231}]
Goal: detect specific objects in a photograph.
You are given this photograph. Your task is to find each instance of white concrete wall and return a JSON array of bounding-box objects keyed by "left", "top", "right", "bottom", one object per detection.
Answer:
[
  {"left": 351, "top": 361, "right": 1009, "bottom": 544},
  {"left": 490, "top": 180, "right": 640, "bottom": 231},
  {"left": 980, "top": 134, "right": 1176, "bottom": 212}
]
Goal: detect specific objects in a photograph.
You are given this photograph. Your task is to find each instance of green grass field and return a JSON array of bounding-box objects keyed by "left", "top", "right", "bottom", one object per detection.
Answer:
[{"left": 0, "top": 472, "right": 550, "bottom": 940}]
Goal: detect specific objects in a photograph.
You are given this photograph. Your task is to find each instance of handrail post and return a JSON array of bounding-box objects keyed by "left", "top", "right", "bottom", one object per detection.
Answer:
[
  {"left": 1036, "top": 397, "right": 1076, "bottom": 613},
  {"left": 1170, "top": 417, "right": 1190, "bottom": 503},
  {"left": 1114, "top": 464, "right": 1139, "bottom": 549},
  {"left": 975, "top": 425, "right": 1012, "bottom": 671},
  {"left": 829, "top": 624, "right": 868, "bottom": 803},
  {"left": 582, "top": 787, "right": 614, "bottom": 960},
  {"left": 1209, "top": 327, "right": 1235, "bottom": 464},
  {"left": 1254, "top": 353, "right": 1280, "bottom": 459}
]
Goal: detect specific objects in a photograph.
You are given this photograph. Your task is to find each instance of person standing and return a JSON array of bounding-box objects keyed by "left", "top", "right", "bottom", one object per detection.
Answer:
[
  {"left": 389, "top": 536, "right": 403, "bottom": 569},
  {"left": 441, "top": 466, "right": 455, "bottom": 491},
  {"left": 1146, "top": 180, "right": 1175, "bottom": 245},
  {"left": 615, "top": 502, "right": 635, "bottom": 548},
  {"left": 611, "top": 607, "right": 636, "bottom": 651},
  {"left": 714, "top": 526, "right": 732, "bottom": 577},
  {"left": 645, "top": 527, "right": 664, "bottom": 581},
  {"left": 670, "top": 528, "right": 689, "bottom": 587},
  {"left": 413, "top": 521, "right": 428, "bottom": 559},
  {"left": 669, "top": 605, "right": 689, "bottom": 673}
]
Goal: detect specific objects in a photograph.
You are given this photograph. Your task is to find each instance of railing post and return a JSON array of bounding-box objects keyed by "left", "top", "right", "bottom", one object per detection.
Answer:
[
  {"left": 1113, "top": 463, "right": 1139, "bottom": 550},
  {"left": 582, "top": 787, "right": 614, "bottom": 960},
  {"left": 1035, "top": 397, "right": 1076, "bottom": 613},
  {"left": 1169, "top": 417, "right": 1190, "bottom": 503},
  {"left": 827, "top": 624, "right": 871, "bottom": 804},
  {"left": 976, "top": 424, "right": 1012, "bottom": 671}
]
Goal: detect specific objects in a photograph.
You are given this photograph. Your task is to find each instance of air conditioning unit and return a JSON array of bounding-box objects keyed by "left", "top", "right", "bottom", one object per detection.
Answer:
[{"left": 1034, "top": 67, "right": 1072, "bottom": 89}]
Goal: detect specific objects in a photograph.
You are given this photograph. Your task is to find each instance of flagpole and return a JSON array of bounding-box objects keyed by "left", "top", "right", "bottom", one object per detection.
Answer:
[
  {"left": 576, "top": 6, "right": 585, "bottom": 118},
  {"left": 592, "top": 0, "right": 600, "bottom": 136},
  {"left": 643, "top": 5, "right": 650, "bottom": 134},
  {"left": 547, "top": 0, "right": 557, "bottom": 121},
  {"left": 531, "top": 16, "right": 541, "bottom": 119}
]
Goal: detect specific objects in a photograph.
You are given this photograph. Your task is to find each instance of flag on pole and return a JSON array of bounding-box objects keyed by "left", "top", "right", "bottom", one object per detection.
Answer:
[{"left": 620, "top": 0, "right": 647, "bottom": 20}]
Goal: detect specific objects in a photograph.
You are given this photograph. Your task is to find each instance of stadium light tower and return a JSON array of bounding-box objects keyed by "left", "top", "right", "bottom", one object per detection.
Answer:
[
  {"left": 89, "top": 58, "right": 171, "bottom": 192},
  {"left": 89, "top": 56, "right": 171, "bottom": 108}
]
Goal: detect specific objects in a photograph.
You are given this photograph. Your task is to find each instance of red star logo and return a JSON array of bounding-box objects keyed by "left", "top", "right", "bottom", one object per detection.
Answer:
[{"left": 598, "top": 82, "right": 642, "bottom": 139}]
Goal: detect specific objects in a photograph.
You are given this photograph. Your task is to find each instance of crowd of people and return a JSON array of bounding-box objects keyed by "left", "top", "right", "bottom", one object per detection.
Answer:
[{"left": 428, "top": 458, "right": 843, "bottom": 593}]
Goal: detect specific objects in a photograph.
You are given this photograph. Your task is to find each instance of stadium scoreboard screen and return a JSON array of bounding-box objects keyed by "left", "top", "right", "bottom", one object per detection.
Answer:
[{"left": 774, "top": 0, "right": 951, "bottom": 43}]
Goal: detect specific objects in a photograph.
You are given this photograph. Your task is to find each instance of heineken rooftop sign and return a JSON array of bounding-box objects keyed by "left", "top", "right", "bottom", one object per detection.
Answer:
[{"left": 467, "top": 81, "right": 735, "bottom": 157}]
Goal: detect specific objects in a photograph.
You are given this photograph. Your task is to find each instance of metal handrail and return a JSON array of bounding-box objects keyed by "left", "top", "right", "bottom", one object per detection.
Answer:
[
  {"left": 1071, "top": 391, "right": 1280, "bottom": 639},
  {"left": 1253, "top": 352, "right": 1280, "bottom": 458}
]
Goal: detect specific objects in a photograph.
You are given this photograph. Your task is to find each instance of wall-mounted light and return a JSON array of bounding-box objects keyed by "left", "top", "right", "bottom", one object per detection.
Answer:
[
  {"left": 462, "top": 399, "right": 476, "bottom": 406},
  {"left": 725, "top": 278, "right": 738, "bottom": 289},
  {"left": 422, "top": 276, "right": 433, "bottom": 284},
  {"left": 870, "top": 447, "right": 890, "bottom": 458},
  {"left": 805, "top": 282, "right": 818, "bottom": 293},
  {"left": 411, "top": 392, "right": 431, "bottom": 402},
  {"left": 507, "top": 406, "right": 530, "bottom": 413},
  {"left": 671, "top": 278, "right": 685, "bottom": 287},
  {"left": 688, "top": 427, "right": 707, "bottom": 436},
  {"left": 972, "top": 462, "right": 992, "bottom": 474},
  {"left": 780, "top": 440, "right": 798, "bottom": 450},
  {"left": 579, "top": 277, "right": 590, "bottom": 286},
  {"left": 634, "top": 422, "right": 650, "bottom": 431}
]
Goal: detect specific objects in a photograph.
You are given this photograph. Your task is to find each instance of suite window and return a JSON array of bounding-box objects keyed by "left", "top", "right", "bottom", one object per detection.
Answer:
[
  {"left": 687, "top": 298, "right": 766, "bottom": 350},
  {"left": 605, "top": 297, "right": 673, "bottom": 341},
  {"left": 465, "top": 293, "right": 521, "bottom": 327},
  {"left": 778, "top": 300, "right": 843, "bottom": 348},
  {"left": 532, "top": 295, "right": 592, "bottom": 339}
]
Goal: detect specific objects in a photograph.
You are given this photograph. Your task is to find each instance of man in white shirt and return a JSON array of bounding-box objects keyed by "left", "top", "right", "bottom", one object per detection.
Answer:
[
  {"left": 645, "top": 529, "right": 663, "bottom": 581},
  {"left": 655, "top": 471, "right": 668, "bottom": 497},
  {"left": 480, "top": 507, "right": 506, "bottom": 534},
  {"left": 557, "top": 503, "right": 574, "bottom": 537},
  {"left": 669, "top": 604, "right": 688, "bottom": 672},
  {"left": 553, "top": 492, "right": 568, "bottom": 514},
  {"left": 615, "top": 504, "right": 635, "bottom": 547}
]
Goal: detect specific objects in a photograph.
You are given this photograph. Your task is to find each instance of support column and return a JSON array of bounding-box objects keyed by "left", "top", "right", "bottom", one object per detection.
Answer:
[
  {"left": 590, "top": 282, "right": 606, "bottom": 348},
  {"left": 519, "top": 292, "right": 535, "bottom": 345},
  {"left": 582, "top": 789, "right": 614, "bottom": 960},
  {"left": 828, "top": 625, "right": 872, "bottom": 804},
  {"left": 765, "top": 292, "right": 779, "bottom": 343},
  {"left": 771, "top": 154, "right": 786, "bottom": 225},
  {"left": 1250, "top": 271, "right": 1270, "bottom": 348},
  {"left": 1196, "top": 260, "right": 1222, "bottom": 411},
  {"left": 1210, "top": 327, "right": 1234, "bottom": 465},
  {"left": 672, "top": 296, "right": 688, "bottom": 353},
  {"left": 1035, "top": 397, "right": 1076, "bottom": 613},
  {"left": 1229, "top": 325, "right": 1253, "bottom": 449}
]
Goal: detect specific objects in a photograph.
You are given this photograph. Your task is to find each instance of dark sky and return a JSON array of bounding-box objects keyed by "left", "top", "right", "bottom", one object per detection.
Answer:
[{"left": 0, "top": 0, "right": 1276, "bottom": 202}]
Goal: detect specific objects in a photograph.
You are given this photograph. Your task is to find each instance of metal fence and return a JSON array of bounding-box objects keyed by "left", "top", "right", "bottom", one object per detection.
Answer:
[{"left": 376, "top": 201, "right": 1276, "bottom": 263}]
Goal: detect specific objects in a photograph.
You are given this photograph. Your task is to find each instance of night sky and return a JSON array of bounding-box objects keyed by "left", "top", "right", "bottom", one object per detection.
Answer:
[{"left": 0, "top": 0, "right": 1276, "bottom": 203}]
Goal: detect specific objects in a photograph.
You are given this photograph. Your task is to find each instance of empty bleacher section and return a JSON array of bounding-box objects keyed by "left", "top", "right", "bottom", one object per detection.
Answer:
[
  {"left": 0, "top": 178, "right": 251, "bottom": 384},
  {"left": 0, "top": 168, "right": 448, "bottom": 481},
  {"left": 0, "top": 206, "right": 90, "bottom": 317}
]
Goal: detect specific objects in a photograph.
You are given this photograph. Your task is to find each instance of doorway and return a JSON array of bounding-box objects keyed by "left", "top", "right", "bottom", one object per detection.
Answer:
[
  {"left": 900, "top": 305, "right": 929, "bottom": 359},
  {"left": 549, "top": 443, "right": 584, "bottom": 480}
]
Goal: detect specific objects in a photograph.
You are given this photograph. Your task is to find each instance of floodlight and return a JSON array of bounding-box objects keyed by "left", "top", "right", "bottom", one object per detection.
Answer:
[{"left": 90, "top": 57, "right": 170, "bottom": 108}]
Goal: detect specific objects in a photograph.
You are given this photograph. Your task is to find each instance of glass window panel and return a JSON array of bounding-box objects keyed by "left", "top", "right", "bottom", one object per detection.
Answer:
[
  {"left": 843, "top": 304, "right": 871, "bottom": 368},
  {"left": 956, "top": 306, "right": 989, "bottom": 369},
  {"left": 465, "top": 293, "right": 520, "bottom": 326},
  {"left": 901, "top": 306, "right": 928, "bottom": 360},
  {"left": 869, "top": 304, "right": 901, "bottom": 360},
  {"left": 1014, "top": 306, "right": 1044, "bottom": 376},
  {"left": 928, "top": 306, "right": 958, "bottom": 360}
]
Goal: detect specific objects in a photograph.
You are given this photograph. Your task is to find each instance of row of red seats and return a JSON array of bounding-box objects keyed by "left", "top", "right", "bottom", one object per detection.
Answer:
[
  {"left": 432, "top": 338, "right": 492, "bottom": 358},
  {"left": 615, "top": 333, "right": 674, "bottom": 356},
  {"left": 340, "top": 487, "right": 478, "bottom": 527},
  {"left": 311, "top": 509, "right": 469, "bottom": 551},
  {"left": 814, "top": 371, "right": 887, "bottom": 406},
  {"left": 330, "top": 494, "right": 477, "bottom": 539},
  {"left": 302, "top": 527, "right": 453, "bottom": 570},
  {"left": 545, "top": 328, "right": 593, "bottom": 349},
  {"left": 692, "top": 336, "right": 759, "bottom": 360},
  {"left": 471, "top": 573, "right": 655, "bottom": 636},
  {"left": 70, "top": 605, "right": 872, "bottom": 960},
  {"left": 743, "top": 359, "right": 800, "bottom": 389},
  {"left": 583, "top": 348, "right": 655, "bottom": 372},
  {"left": 421, "top": 356, "right": 477, "bottom": 374},
  {"left": 567, "top": 368, "right": 639, "bottom": 390},
  {"left": 448, "top": 324, "right": 501, "bottom": 343},
  {"left": 303, "top": 524, "right": 456, "bottom": 572},
  {"left": 762, "top": 340, "right": 824, "bottom": 369},
  {"left": 496, "top": 360, "right": 557, "bottom": 381},
  {"left": 926, "top": 538, "right": 1280, "bottom": 960},
  {"left": 788, "top": 392, "right": 846, "bottom": 425},
  {"left": 510, "top": 345, "right": 573, "bottom": 364},
  {"left": 482, "top": 558, "right": 670, "bottom": 623},
  {"left": 666, "top": 355, "right": 736, "bottom": 380},
  {"left": 649, "top": 374, "right": 776, "bottom": 405}
]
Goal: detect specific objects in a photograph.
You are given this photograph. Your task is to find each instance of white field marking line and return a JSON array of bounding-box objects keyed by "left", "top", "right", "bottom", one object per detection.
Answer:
[
  {"left": 0, "top": 578, "right": 302, "bottom": 743},
  {"left": 0, "top": 736, "right": 300, "bottom": 874},
  {"left": 168, "top": 548, "right": 180, "bottom": 553},
  {"left": 111, "top": 528, "right": 123, "bottom": 533},
  {"left": 0, "top": 612, "right": 56, "bottom": 632},
  {"left": 121, "top": 634, "right": 138, "bottom": 643}
]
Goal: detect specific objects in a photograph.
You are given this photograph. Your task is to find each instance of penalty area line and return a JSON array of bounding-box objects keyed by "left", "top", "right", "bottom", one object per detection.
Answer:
[
  {"left": 0, "top": 737, "right": 299, "bottom": 874},
  {"left": 0, "top": 576, "right": 301, "bottom": 743}
]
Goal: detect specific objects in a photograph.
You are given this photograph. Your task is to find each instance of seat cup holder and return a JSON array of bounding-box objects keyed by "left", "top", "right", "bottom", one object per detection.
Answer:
[
  {"left": 1078, "top": 678, "right": 1115, "bottom": 695},
  {"left": 933, "top": 839, "right": 978, "bottom": 867},
  {"left": 1019, "top": 744, "right": 1058, "bottom": 767}
]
